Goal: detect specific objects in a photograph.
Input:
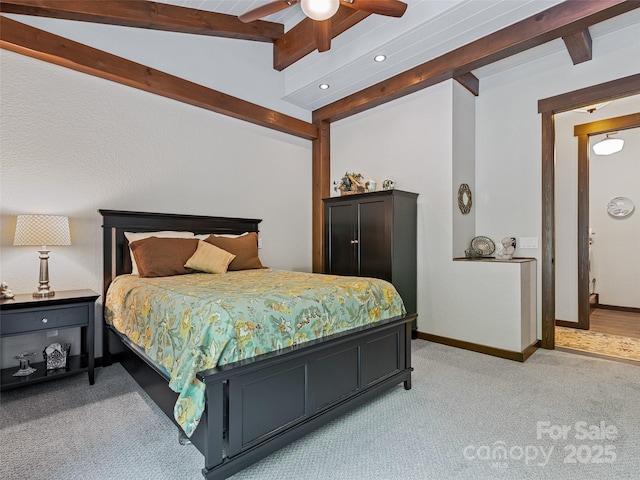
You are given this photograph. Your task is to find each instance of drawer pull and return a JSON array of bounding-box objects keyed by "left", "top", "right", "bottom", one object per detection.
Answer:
[
  {"left": 350, "top": 240, "right": 359, "bottom": 244},
  {"left": 41, "top": 318, "right": 48, "bottom": 324}
]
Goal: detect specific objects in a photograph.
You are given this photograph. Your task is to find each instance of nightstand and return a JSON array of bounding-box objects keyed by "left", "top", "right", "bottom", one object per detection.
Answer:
[{"left": 0, "top": 289, "right": 99, "bottom": 390}]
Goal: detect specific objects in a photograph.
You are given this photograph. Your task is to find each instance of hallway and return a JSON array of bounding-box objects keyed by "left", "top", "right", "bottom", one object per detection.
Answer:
[{"left": 556, "top": 308, "right": 640, "bottom": 363}]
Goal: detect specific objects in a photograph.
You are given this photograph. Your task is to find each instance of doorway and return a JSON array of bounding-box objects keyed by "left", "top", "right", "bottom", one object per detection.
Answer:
[
  {"left": 537, "top": 73, "right": 640, "bottom": 350},
  {"left": 555, "top": 108, "right": 640, "bottom": 361},
  {"left": 567, "top": 113, "right": 639, "bottom": 330}
]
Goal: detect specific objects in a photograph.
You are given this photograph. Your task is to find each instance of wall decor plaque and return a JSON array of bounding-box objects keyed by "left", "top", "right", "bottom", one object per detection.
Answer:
[{"left": 458, "top": 183, "right": 472, "bottom": 214}]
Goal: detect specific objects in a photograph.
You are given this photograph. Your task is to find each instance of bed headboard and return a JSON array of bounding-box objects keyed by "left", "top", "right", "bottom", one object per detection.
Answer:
[{"left": 100, "top": 209, "right": 262, "bottom": 297}]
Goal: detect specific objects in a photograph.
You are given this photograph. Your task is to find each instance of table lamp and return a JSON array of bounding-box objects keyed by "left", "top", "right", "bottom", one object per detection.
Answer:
[{"left": 13, "top": 214, "right": 71, "bottom": 297}]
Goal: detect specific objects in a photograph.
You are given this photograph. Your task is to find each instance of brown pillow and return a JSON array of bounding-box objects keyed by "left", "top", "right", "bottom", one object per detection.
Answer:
[
  {"left": 204, "top": 232, "right": 263, "bottom": 271},
  {"left": 129, "top": 237, "right": 199, "bottom": 278}
]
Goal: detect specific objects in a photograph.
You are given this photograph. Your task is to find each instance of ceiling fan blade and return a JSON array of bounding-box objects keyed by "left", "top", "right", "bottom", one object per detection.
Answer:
[
  {"left": 314, "top": 20, "right": 332, "bottom": 52},
  {"left": 239, "top": 1, "right": 298, "bottom": 23},
  {"left": 343, "top": 0, "right": 407, "bottom": 18}
]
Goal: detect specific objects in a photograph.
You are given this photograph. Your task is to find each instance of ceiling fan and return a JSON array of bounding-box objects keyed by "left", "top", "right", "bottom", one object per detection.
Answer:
[{"left": 239, "top": 0, "right": 408, "bottom": 52}]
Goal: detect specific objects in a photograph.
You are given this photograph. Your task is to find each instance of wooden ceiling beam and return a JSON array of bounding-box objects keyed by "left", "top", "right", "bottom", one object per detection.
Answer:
[
  {"left": 314, "top": 0, "right": 640, "bottom": 122},
  {"left": 562, "top": 29, "right": 593, "bottom": 65},
  {"left": 0, "top": 17, "right": 317, "bottom": 140},
  {"left": 454, "top": 73, "right": 479, "bottom": 97},
  {"left": 0, "top": 0, "right": 283, "bottom": 42},
  {"left": 274, "top": 6, "right": 370, "bottom": 71}
]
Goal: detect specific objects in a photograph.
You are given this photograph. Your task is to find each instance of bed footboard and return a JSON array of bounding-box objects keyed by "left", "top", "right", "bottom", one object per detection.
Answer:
[
  {"left": 197, "top": 313, "right": 415, "bottom": 479},
  {"left": 107, "top": 309, "right": 415, "bottom": 479}
]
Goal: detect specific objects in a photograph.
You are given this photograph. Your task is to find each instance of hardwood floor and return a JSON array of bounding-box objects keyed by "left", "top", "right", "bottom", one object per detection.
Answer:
[
  {"left": 590, "top": 307, "right": 640, "bottom": 339},
  {"left": 555, "top": 307, "right": 640, "bottom": 363}
]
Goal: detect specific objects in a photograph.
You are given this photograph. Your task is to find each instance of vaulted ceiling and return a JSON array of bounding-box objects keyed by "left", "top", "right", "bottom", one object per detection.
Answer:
[{"left": 2, "top": 0, "right": 639, "bottom": 113}]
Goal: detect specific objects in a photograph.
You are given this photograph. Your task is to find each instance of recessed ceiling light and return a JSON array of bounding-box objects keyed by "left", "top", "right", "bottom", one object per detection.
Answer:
[
  {"left": 319, "top": 83, "right": 330, "bottom": 90},
  {"left": 374, "top": 54, "right": 387, "bottom": 62}
]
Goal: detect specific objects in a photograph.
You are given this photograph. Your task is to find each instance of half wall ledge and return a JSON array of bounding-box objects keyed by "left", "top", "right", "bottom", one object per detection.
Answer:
[{"left": 418, "top": 258, "right": 538, "bottom": 362}]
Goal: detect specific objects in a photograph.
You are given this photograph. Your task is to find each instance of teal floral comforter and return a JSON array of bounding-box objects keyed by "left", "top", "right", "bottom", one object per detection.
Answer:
[{"left": 105, "top": 269, "right": 406, "bottom": 437}]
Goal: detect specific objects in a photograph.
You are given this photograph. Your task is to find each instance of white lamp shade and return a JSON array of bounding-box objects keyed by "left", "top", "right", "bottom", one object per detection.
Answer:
[
  {"left": 301, "top": 0, "right": 340, "bottom": 21},
  {"left": 592, "top": 136, "right": 624, "bottom": 156},
  {"left": 14, "top": 214, "right": 71, "bottom": 247}
]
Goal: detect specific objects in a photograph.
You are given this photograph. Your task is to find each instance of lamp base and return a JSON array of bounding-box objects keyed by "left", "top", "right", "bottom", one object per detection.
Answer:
[
  {"left": 34, "top": 249, "right": 55, "bottom": 298},
  {"left": 33, "top": 290, "right": 55, "bottom": 298}
]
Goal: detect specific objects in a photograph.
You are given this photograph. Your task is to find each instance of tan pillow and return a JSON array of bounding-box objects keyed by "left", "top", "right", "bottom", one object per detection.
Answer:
[
  {"left": 185, "top": 240, "right": 236, "bottom": 274},
  {"left": 129, "top": 237, "right": 199, "bottom": 278},
  {"left": 204, "top": 232, "right": 263, "bottom": 271}
]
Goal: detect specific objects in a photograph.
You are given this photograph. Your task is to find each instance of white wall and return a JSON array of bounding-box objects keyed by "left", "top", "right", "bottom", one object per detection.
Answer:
[
  {"left": 331, "top": 82, "right": 454, "bottom": 338},
  {"left": 331, "top": 81, "right": 535, "bottom": 352},
  {"left": 332, "top": 20, "right": 640, "bottom": 344},
  {"left": 589, "top": 128, "right": 640, "bottom": 308},
  {"left": 0, "top": 50, "right": 312, "bottom": 365},
  {"left": 475, "top": 21, "right": 640, "bottom": 337},
  {"left": 452, "top": 81, "right": 476, "bottom": 257}
]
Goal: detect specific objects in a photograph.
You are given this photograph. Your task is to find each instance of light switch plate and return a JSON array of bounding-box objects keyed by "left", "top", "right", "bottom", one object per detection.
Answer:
[{"left": 519, "top": 237, "right": 538, "bottom": 249}]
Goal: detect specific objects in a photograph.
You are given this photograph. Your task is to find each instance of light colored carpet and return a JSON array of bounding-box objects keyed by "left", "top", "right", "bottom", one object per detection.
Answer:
[
  {"left": 0, "top": 362, "right": 203, "bottom": 479},
  {"left": 2, "top": 340, "right": 639, "bottom": 480},
  {"left": 556, "top": 326, "right": 640, "bottom": 362}
]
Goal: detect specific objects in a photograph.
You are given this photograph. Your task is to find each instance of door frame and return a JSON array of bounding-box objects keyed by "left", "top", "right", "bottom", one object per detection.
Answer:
[{"left": 537, "top": 74, "right": 640, "bottom": 349}]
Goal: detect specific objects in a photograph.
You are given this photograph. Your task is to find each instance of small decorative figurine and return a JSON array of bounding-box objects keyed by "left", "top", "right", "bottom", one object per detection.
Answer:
[
  {"left": 1, "top": 282, "right": 15, "bottom": 299},
  {"left": 334, "top": 172, "right": 366, "bottom": 195},
  {"left": 382, "top": 178, "right": 395, "bottom": 190},
  {"left": 495, "top": 237, "right": 516, "bottom": 260},
  {"left": 365, "top": 180, "right": 377, "bottom": 192}
]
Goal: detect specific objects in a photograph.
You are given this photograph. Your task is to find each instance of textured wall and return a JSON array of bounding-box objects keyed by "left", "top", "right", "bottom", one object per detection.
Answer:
[
  {"left": 0, "top": 50, "right": 312, "bottom": 366},
  {"left": 4, "top": 14, "right": 310, "bottom": 121}
]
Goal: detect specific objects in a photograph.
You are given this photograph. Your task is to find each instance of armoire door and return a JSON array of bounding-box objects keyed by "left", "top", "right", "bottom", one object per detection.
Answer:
[
  {"left": 325, "top": 202, "right": 356, "bottom": 275},
  {"left": 357, "top": 197, "right": 391, "bottom": 281}
]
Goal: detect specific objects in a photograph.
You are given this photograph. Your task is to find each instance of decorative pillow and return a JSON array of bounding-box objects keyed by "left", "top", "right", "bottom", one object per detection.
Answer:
[
  {"left": 125, "top": 231, "right": 195, "bottom": 275},
  {"left": 204, "top": 232, "right": 263, "bottom": 271},
  {"left": 129, "top": 237, "right": 199, "bottom": 278},
  {"left": 184, "top": 240, "right": 236, "bottom": 274}
]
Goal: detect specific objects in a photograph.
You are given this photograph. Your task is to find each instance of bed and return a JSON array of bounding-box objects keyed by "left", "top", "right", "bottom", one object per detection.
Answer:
[{"left": 100, "top": 209, "right": 416, "bottom": 479}]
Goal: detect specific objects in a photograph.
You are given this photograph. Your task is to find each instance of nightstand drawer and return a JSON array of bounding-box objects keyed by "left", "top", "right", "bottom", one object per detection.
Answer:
[{"left": 1, "top": 305, "right": 88, "bottom": 335}]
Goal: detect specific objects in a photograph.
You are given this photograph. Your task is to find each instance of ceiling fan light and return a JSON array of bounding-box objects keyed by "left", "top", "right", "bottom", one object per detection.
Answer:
[
  {"left": 592, "top": 135, "right": 624, "bottom": 156},
  {"left": 301, "top": 0, "right": 340, "bottom": 21}
]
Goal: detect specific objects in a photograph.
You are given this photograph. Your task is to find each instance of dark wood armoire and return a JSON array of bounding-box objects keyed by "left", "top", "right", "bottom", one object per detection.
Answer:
[{"left": 323, "top": 189, "right": 418, "bottom": 333}]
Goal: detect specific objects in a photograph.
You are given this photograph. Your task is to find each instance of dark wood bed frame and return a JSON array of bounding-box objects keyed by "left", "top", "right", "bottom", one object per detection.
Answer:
[{"left": 100, "top": 209, "right": 416, "bottom": 479}]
